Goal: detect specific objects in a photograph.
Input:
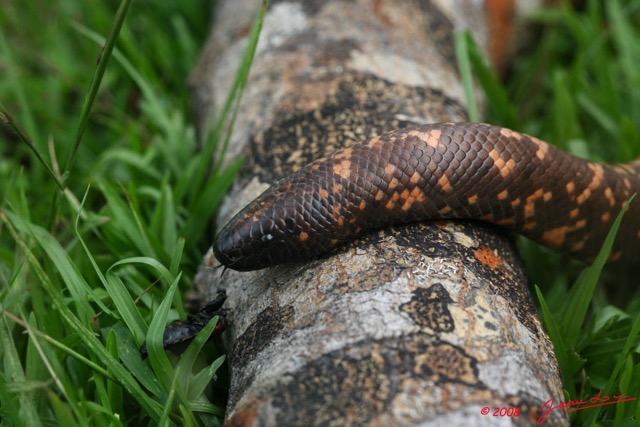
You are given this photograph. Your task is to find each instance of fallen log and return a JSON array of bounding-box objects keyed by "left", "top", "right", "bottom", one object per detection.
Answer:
[{"left": 190, "top": 1, "right": 567, "bottom": 425}]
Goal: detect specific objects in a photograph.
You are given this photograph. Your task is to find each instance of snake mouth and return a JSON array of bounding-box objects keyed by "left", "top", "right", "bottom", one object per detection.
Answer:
[
  {"left": 213, "top": 223, "right": 279, "bottom": 271},
  {"left": 214, "top": 225, "right": 313, "bottom": 271},
  {"left": 213, "top": 226, "right": 251, "bottom": 271}
]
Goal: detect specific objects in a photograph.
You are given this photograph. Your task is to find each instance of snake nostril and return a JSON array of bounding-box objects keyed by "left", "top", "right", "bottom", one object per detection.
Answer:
[{"left": 213, "top": 228, "right": 235, "bottom": 263}]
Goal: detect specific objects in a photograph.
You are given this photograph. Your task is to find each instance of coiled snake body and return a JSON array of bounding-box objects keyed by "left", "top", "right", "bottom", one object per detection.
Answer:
[{"left": 214, "top": 123, "right": 640, "bottom": 271}]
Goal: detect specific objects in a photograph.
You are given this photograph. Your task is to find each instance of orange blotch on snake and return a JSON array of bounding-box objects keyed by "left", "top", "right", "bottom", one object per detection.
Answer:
[
  {"left": 490, "top": 149, "right": 517, "bottom": 178},
  {"left": 333, "top": 160, "right": 352, "bottom": 179},
  {"left": 359, "top": 200, "right": 366, "bottom": 210},
  {"left": 566, "top": 181, "right": 576, "bottom": 193},
  {"left": 375, "top": 190, "right": 385, "bottom": 201},
  {"left": 385, "top": 164, "right": 396, "bottom": 175},
  {"left": 423, "top": 129, "right": 442, "bottom": 148},
  {"left": 332, "top": 206, "right": 344, "bottom": 226},
  {"left": 468, "top": 194, "right": 479, "bottom": 204},
  {"left": 542, "top": 226, "right": 569, "bottom": 247},
  {"left": 497, "top": 190, "right": 509, "bottom": 200},
  {"left": 410, "top": 187, "right": 426, "bottom": 202},
  {"left": 389, "top": 177, "right": 399, "bottom": 189},
  {"left": 299, "top": 232, "right": 309, "bottom": 242},
  {"left": 589, "top": 163, "right": 604, "bottom": 182},
  {"left": 524, "top": 188, "right": 545, "bottom": 217},
  {"left": 319, "top": 189, "right": 329, "bottom": 199},
  {"left": 502, "top": 159, "right": 517, "bottom": 177},
  {"left": 615, "top": 164, "right": 636, "bottom": 175},
  {"left": 576, "top": 164, "right": 604, "bottom": 205},
  {"left": 524, "top": 203, "right": 535, "bottom": 218},
  {"left": 438, "top": 205, "right": 452, "bottom": 215},
  {"left": 571, "top": 240, "right": 586, "bottom": 252},
  {"left": 576, "top": 188, "right": 592, "bottom": 205},
  {"left": 400, "top": 188, "right": 426, "bottom": 211},
  {"left": 438, "top": 174, "right": 452, "bottom": 192},
  {"left": 533, "top": 138, "right": 549, "bottom": 160},
  {"left": 601, "top": 212, "right": 611, "bottom": 222},
  {"left": 569, "top": 208, "right": 579, "bottom": 218},
  {"left": 407, "top": 129, "right": 438, "bottom": 146},
  {"left": 609, "top": 251, "right": 622, "bottom": 262},
  {"left": 499, "top": 128, "right": 520, "bottom": 139},
  {"left": 334, "top": 148, "right": 353, "bottom": 160},
  {"left": 367, "top": 135, "right": 382, "bottom": 148},
  {"left": 494, "top": 217, "right": 515, "bottom": 225},
  {"left": 604, "top": 187, "right": 615, "bottom": 206},
  {"left": 401, "top": 200, "right": 413, "bottom": 211}
]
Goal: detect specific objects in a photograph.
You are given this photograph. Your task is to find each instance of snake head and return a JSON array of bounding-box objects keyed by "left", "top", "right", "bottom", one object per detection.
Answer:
[
  {"left": 213, "top": 207, "right": 290, "bottom": 271},
  {"left": 213, "top": 179, "right": 340, "bottom": 271}
]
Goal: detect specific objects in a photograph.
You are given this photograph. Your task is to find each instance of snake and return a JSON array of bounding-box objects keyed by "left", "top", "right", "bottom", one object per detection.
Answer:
[{"left": 213, "top": 122, "right": 640, "bottom": 271}]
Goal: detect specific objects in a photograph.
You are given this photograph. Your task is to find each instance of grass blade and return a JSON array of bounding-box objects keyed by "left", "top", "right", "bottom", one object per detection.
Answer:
[
  {"left": 64, "top": 0, "right": 132, "bottom": 175},
  {"left": 560, "top": 195, "right": 634, "bottom": 349}
]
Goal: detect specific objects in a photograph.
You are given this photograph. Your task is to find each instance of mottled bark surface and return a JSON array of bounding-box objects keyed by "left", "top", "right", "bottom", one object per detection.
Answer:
[{"left": 190, "top": 1, "right": 566, "bottom": 425}]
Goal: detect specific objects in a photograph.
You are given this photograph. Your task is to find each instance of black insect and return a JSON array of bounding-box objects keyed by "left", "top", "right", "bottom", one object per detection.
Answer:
[{"left": 140, "top": 290, "right": 228, "bottom": 359}]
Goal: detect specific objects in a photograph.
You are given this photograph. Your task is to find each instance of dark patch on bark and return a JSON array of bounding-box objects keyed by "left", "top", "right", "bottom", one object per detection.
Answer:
[
  {"left": 416, "top": 0, "right": 458, "bottom": 68},
  {"left": 232, "top": 305, "right": 295, "bottom": 369},
  {"left": 400, "top": 284, "right": 455, "bottom": 332},
  {"left": 265, "top": 333, "right": 480, "bottom": 426},
  {"left": 239, "top": 73, "right": 467, "bottom": 186}
]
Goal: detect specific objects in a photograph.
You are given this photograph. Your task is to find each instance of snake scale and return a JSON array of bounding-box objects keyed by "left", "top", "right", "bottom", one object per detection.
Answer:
[{"left": 213, "top": 123, "right": 640, "bottom": 271}]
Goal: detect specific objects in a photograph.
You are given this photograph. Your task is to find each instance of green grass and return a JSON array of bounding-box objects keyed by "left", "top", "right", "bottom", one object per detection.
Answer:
[
  {"left": 1, "top": 0, "right": 639, "bottom": 426},
  {"left": 458, "top": 1, "right": 640, "bottom": 424},
  {"left": 0, "top": 1, "right": 266, "bottom": 425}
]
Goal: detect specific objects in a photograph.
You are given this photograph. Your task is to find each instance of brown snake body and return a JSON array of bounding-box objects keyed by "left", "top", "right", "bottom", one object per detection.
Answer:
[{"left": 214, "top": 123, "right": 639, "bottom": 271}]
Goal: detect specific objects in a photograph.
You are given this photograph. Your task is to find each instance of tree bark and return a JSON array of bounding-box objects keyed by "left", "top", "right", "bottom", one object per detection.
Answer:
[{"left": 190, "top": 1, "right": 567, "bottom": 425}]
